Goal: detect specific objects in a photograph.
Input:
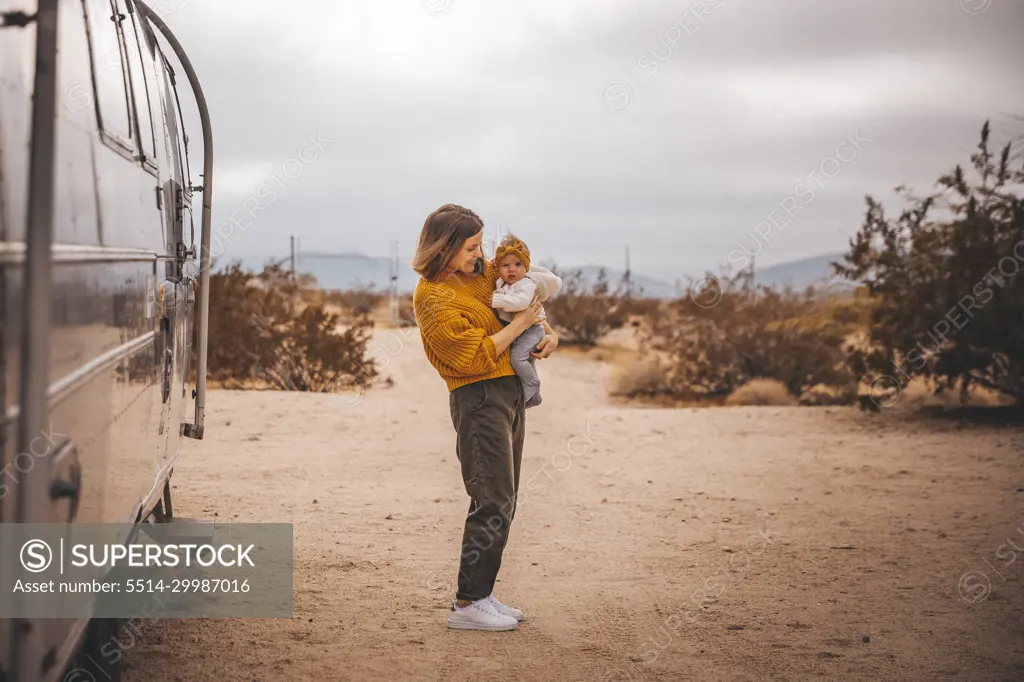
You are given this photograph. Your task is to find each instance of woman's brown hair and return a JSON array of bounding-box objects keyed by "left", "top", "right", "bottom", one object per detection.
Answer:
[{"left": 411, "top": 204, "right": 484, "bottom": 281}]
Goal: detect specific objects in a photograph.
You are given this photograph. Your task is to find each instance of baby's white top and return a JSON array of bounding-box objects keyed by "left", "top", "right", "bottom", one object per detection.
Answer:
[{"left": 491, "top": 265, "right": 563, "bottom": 323}]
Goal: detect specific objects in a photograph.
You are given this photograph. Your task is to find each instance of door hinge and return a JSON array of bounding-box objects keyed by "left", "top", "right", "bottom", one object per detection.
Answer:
[{"left": 174, "top": 186, "right": 184, "bottom": 223}]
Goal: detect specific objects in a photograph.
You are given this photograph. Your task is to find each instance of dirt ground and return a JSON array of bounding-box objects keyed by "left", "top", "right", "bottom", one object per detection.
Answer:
[{"left": 123, "top": 329, "right": 1024, "bottom": 682}]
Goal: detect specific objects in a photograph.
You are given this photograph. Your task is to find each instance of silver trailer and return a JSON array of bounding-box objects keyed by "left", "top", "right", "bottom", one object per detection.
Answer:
[{"left": 0, "top": 0, "right": 212, "bottom": 679}]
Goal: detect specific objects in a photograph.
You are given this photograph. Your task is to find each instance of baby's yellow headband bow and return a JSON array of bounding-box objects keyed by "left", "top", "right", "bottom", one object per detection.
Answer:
[{"left": 494, "top": 240, "right": 531, "bottom": 271}]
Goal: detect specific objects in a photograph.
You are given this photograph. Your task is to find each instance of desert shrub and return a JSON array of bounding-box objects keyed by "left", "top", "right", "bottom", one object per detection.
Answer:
[
  {"left": 836, "top": 121, "right": 1024, "bottom": 404},
  {"left": 893, "top": 380, "right": 1016, "bottom": 409},
  {"left": 206, "top": 262, "right": 377, "bottom": 390},
  {"left": 645, "top": 273, "right": 858, "bottom": 400},
  {"left": 609, "top": 356, "right": 670, "bottom": 398},
  {"left": 396, "top": 295, "right": 416, "bottom": 327},
  {"left": 618, "top": 295, "right": 663, "bottom": 322},
  {"left": 544, "top": 267, "right": 628, "bottom": 347},
  {"left": 206, "top": 263, "right": 291, "bottom": 385},
  {"left": 323, "top": 290, "right": 344, "bottom": 307},
  {"left": 799, "top": 383, "right": 856, "bottom": 406},
  {"left": 300, "top": 288, "right": 325, "bottom": 308},
  {"left": 331, "top": 286, "right": 387, "bottom": 317},
  {"left": 725, "top": 379, "right": 797, "bottom": 406},
  {"left": 826, "top": 291, "right": 875, "bottom": 327},
  {"left": 261, "top": 306, "right": 376, "bottom": 391}
]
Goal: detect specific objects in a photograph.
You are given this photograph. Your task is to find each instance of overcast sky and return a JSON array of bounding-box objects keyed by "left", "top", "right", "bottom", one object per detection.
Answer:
[{"left": 161, "top": 0, "right": 1024, "bottom": 283}]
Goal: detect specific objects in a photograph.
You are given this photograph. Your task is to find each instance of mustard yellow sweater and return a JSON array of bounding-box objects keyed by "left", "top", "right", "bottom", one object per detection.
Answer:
[{"left": 414, "top": 261, "right": 516, "bottom": 391}]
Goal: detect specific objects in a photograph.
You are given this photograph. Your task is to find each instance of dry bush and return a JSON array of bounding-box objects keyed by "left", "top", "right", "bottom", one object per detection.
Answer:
[
  {"left": 260, "top": 306, "right": 376, "bottom": 391},
  {"left": 206, "top": 262, "right": 377, "bottom": 391},
  {"left": 608, "top": 356, "right": 669, "bottom": 398},
  {"left": 295, "top": 273, "right": 321, "bottom": 304},
  {"left": 206, "top": 262, "right": 291, "bottom": 386},
  {"left": 300, "top": 289, "right": 321, "bottom": 307},
  {"left": 327, "top": 287, "right": 387, "bottom": 318},
  {"left": 799, "top": 383, "right": 857, "bottom": 406},
  {"left": 396, "top": 296, "right": 416, "bottom": 327},
  {"left": 544, "top": 267, "right": 629, "bottom": 347},
  {"left": 725, "top": 379, "right": 798, "bottom": 406},
  {"left": 322, "top": 290, "right": 344, "bottom": 307},
  {"left": 890, "top": 379, "right": 1018, "bottom": 410},
  {"left": 644, "top": 274, "right": 859, "bottom": 401},
  {"left": 617, "top": 296, "right": 663, "bottom": 320},
  {"left": 838, "top": 121, "right": 1024, "bottom": 404}
]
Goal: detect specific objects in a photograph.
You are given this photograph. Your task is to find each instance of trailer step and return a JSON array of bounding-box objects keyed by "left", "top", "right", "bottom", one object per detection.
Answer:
[{"left": 141, "top": 517, "right": 217, "bottom": 542}]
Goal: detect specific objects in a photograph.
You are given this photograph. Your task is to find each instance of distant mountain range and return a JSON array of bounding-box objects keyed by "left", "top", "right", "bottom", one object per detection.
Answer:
[
  {"left": 231, "top": 251, "right": 853, "bottom": 298},
  {"left": 558, "top": 253, "right": 853, "bottom": 297},
  {"left": 294, "top": 252, "right": 421, "bottom": 292},
  {"left": 752, "top": 253, "right": 852, "bottom": 291}
]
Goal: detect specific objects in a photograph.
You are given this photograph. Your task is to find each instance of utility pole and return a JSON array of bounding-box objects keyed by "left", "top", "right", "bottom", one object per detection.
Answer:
[
  {"left": 624, "top": 244, "right": 632, "bottom": 297},
  {"left": 290, "top": 234, "right": 296, "bottom": 280},
  {"left": 266, "top": 236, "right": 298, "bottom": 313},
  {"left": 389, "top": 240, "right": 400, "bottom": 323}
]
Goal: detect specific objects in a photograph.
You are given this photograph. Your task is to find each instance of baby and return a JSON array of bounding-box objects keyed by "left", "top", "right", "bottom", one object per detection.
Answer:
[{"left": 491, "top": 234, "right": 562, "bottom": 408}]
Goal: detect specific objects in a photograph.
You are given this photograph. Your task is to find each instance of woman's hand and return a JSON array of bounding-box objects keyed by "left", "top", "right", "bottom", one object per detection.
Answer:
[{"left": 531, "top": 323, "right": 559, "bottom": 359}]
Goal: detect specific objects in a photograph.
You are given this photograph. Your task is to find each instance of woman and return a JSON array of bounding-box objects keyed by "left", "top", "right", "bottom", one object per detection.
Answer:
[{"left": 412, "top": 204, "right": 558, "bottom": 631}]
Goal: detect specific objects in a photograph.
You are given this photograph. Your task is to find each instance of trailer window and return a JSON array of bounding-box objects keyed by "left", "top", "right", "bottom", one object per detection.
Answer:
[
  {"left": 158, "top": 55, "right": 185, "bottom": 185},
  {"left": 124, "top": 0, "right": 157, "bottom": 167},
  {"left": 138, "top": 16, "right": 174, "bottom": 167},
  {"left": 83, "top": 0, "right": 135, "bottom": 149},
  {"left": 159, "top": 54, "right": 192, "bottom": 197},
  {"left": 169, "top": 70, "right": 193, "bottom": 193}
]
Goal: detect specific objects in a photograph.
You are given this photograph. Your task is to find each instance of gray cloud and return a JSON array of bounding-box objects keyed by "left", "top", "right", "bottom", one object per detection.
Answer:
[{"left": 162, "top": 0, "right": 1024, "bottom": 282}]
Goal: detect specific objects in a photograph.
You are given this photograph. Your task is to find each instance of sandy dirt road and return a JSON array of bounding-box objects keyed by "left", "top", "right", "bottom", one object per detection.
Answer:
[{"left": 123, "top": 330, "right": 1024, "bottom": 681}]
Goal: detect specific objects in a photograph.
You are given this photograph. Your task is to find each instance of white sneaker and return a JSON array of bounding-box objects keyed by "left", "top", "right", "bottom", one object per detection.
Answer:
[
  {"left": 487, "top": 594, "right": 525, "bottom": 622},
  {"left": 447, "top": 598, "right": 519, "bottom": 631}
]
